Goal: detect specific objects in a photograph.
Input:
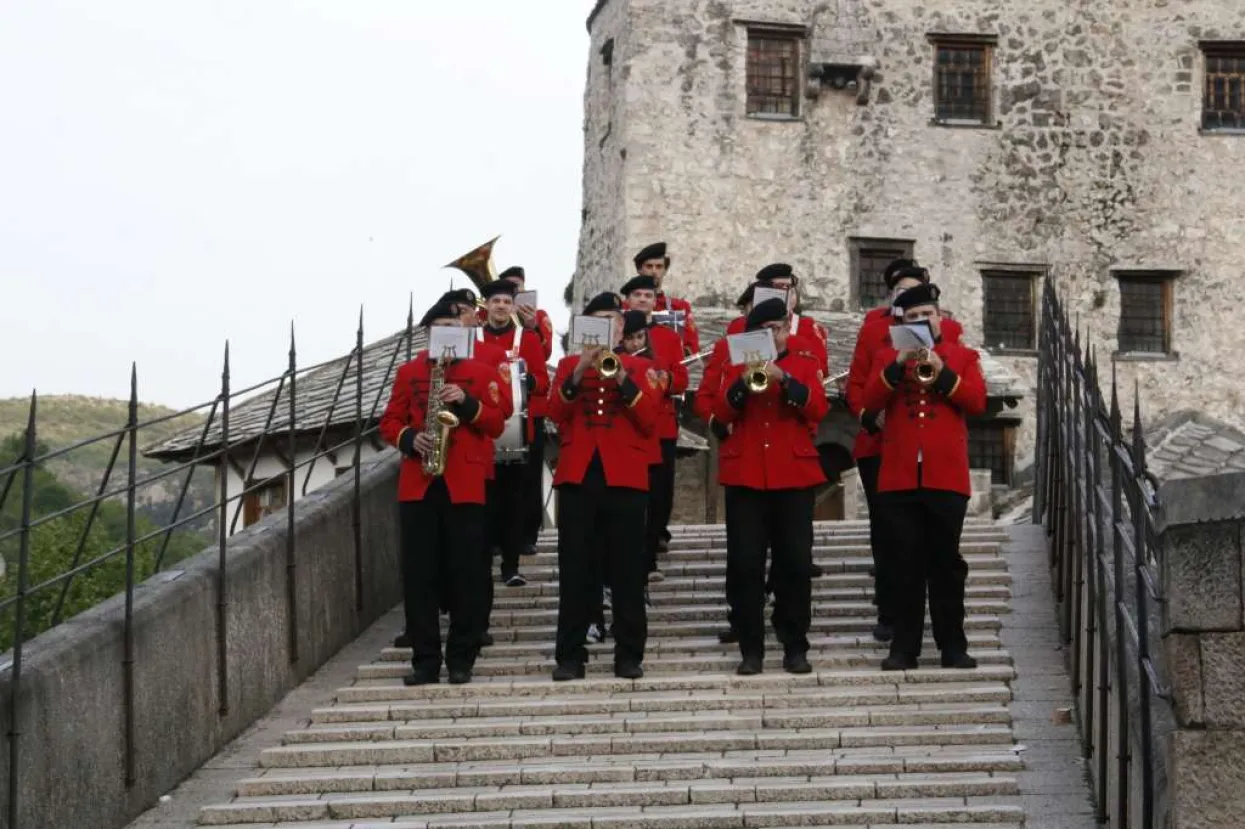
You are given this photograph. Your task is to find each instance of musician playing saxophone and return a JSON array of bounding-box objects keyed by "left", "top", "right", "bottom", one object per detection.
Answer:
[{"left": 379, "top": 298, "right": 509, "bottom": 686}]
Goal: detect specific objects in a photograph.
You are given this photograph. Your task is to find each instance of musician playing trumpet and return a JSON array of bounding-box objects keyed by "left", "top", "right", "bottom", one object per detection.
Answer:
[{"left": 379, "top": 298, "right": 510, "bottom": 686}]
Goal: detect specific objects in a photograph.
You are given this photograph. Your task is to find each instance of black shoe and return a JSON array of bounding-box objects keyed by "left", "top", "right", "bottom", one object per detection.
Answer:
[
  {"left": 872, "top": 624, "right": 894, "bottom": 643},
  {"left": 718, "top": 629, "right": 739, "bottom": 644},
  {"left": 552, "top": 662, "right": 586, "bottom": 682},
  {"left": 403, "top": 669, "right": 440, "bottom": 686},
  {"left": 941, "top": 651, "right": 978, "bottom": 669},
  {"left": 447, "top": 667, "right": 472, "bottom": 685},
  {"left": 480, "top": 632, "right": 494, "bottom": 647},
  {"left": 736, "top": 654, "right": 763, "bottom": 675},
  {"left": 505, "top": 572, "right": 528, "bottom": 587},
  {"left": 868, "top": 566, "right": 876, "bottom": 578},
  {"left": 810, "top": 563, "right": 823, "bottom": 578},
  {"left": 615, "top": 662, "right": 644, "bottom": 680},
  {"left": 393, "top": 632, "right": 411, "bottom": 648},
  {"left": 521, "top": 544, "right": 537, "bottom": 557},
  {"left": 881, "top": 653, "right": 919, "bottom": 671},
  {"left": 783, "top": 652, "right": 812, "bottom": 674}
]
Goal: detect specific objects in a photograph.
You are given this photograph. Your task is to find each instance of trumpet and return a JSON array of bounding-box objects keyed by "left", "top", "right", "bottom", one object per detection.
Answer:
[
  {"left": 913, "top": 348, "right": 937, "bottom": 383},
  {"left": 743, "top": 350, "right": 770, "bottom": 394},
  {"left": 582, "top": 334, "right": 621, "bottom": 380}
]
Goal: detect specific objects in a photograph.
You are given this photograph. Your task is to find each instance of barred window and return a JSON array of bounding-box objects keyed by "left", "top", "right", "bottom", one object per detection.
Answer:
[
  {"left": 931, "top": 37, "right": 994, "bottom": 124},
  {"left": 981, "top": 272, "right": 1037, "bottom": 351},
  {"left": 1202, "top": 44, "right": 1245, "bottom": 130},
  {"left": 850, "top": 238, "right": 914, "bottom": 310},
  {"left": 968, "top": 423, "right": 1015, "bottom": 486},
  {"left": 747, "top": 30, "right": 801, "bottom": 116},
  {"left": 243, "top": 477, "right": 287, "bottom": 528},
  {"left": 1116, "top": 273, "right": 1174, "bottom": 354}
]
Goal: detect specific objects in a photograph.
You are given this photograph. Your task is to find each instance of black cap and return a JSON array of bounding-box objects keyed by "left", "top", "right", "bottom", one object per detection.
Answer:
[
  {"left": 419, "top": 299, "right": 461, "bottom": 328},
  {"left": 583, "top": 291, "right": 624, "bottom": 315},
  {"left": 633, "top": 242, "right": 668, "bottom": 269},
  {"left": 622, "top": 310, "right": 648, "bottom": 337},
  {"left": 440, "top": 288, "right": 477, "bottom": 307},
  {"left": 620, "top": 274, "right": 658, "bottom": 296},
  {"left": 892, "top": 282, "right": 941, "bottom": 312},
  {"left": 755, "top": 262, "right": 795, "bottom": 283},
  {"left": 498, "top": 266, "right": 525, "bottom": 282},
  {"left": 736, "top": 283, "right": 758, "bottom": 309},
  {"left": 745, "top": 297, "right": 788, "bottom": 331},
  {"left": 883, "top": 258, "right": 929, "bottom": 290},
  {"left": 480, "top": 280, "right": 518, "bottom": 299}
]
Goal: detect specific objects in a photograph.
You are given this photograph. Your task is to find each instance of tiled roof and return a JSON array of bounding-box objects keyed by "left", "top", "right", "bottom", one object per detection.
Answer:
[{"left": 1146, "top": 410, "right": 1245, "bottom": 481}]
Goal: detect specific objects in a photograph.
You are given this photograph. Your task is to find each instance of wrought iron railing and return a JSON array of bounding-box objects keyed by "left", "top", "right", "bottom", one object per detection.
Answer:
[{"left": 1033, "top": 280, "right": 1171, "bottom": 828}]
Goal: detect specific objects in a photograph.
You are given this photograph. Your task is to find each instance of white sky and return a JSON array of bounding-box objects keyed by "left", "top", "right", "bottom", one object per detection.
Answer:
[{"left": 0, "top": 1, "right": 589, "bottom": 408}]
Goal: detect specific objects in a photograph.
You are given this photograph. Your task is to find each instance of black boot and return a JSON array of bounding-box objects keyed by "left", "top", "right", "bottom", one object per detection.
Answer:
[
  {"left": 782, "top": 652, "right": 812, "bottom": 675},
  {"left": 614, "top": 662, "right": 644, "bottom": 680},
  {"left": 941, "top": 651, "right": 978, "bottom": 669},
  {"left": 718, "top": 629, "right": 739, "bottom": 644},
  {"left": 403, "top": 668, "right": 440, "bottom": 686},
  {"left": 552, "top": 662, "right": 586, "bottom": 682},
  {"left": 736, "top": 654, "right": 763, "bottom": 675},
  {"left": 881, "top": 653, "right": 918, "bottom": 671}
]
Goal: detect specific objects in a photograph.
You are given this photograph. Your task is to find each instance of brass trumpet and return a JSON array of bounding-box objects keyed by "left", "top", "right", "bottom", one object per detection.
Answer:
[
  {"left": 597, "top": 350, "right": 621, "bottom": 379},
  {"left": 744, "top": 351, "right": 770, "bottom": 394},
  {"left": 913, "top": 348, "right": 937, "bottom": 383}
]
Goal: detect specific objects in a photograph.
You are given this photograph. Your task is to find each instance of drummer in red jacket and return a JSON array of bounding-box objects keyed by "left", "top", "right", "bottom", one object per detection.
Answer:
[
  {"left": 546, "top": 292, "right": 662, "bottom": 681},
  {"left": 859, "top": 282, "right": 987, "bottom": 672},
  {"left": 379, "top": 297, "right": 509, "bottom": 686},
  {"left": 712, "top": 298, "right": 828, "bottom": 676}
]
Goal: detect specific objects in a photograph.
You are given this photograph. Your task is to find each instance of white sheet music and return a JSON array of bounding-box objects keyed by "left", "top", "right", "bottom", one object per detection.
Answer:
[
  {"left": 726, "top": 330, "right": 778, "bottom": 366},
  {"left": 889, "top": 323, "right": 934, "bottom": 350},
  {"left": 751, "top": 286, "right": 789, "bottom": 309},
  {"left": 515, "top": 290, "right": 538, "bottom": 308},
  {"left": 569, "top": 315, "right": 614, "bottom": 352},
  {"left": 428, "top": 326, "right": 475, "bottom": 360},
  {"left": 652, "top": 310, "right": 685, "bottom": 332}
]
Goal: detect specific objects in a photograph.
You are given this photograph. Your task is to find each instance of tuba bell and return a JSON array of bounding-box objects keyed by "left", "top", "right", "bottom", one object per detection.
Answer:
[{"left": 445, "top": 236, "right": 520, "bottom": 328}]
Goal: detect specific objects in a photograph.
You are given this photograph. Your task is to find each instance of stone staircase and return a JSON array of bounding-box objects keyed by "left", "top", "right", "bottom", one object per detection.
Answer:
[{"left": 198, "top": 520, "right": 1027, "bottom": 828}]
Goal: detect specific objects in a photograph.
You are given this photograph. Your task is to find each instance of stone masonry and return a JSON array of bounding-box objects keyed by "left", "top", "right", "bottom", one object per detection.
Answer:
[{"left": 577, "top": 0, "right": 1245, "bottom": 464}]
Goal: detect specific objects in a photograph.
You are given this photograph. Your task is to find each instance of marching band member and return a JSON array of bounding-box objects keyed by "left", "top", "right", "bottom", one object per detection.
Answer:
[
  {"left": 633, "top": 242, "right": 700, "bottom": 355},
  {"left": 379, "top": 298, "right": 509, "bottom": 686},
  {"left": 859, "top": 283, "right": 986, "bottom": 671},
  {"left": 547, "top": 292, "right": 661, "bottom": 681},
  {"left": 479, "top": 280, "right": 549, "bottom": 587},
  {"left": 712, "top": 298, "right": 828, "bottom": 675},
  {"left": 619, "top": 274, "right": 689, "bottom": 581},
  {"left": 847, "top": 260, "right": 963, "bottom": 643},
  {"left": 725, "top": 264, "right": 829, "bottom": 375}
]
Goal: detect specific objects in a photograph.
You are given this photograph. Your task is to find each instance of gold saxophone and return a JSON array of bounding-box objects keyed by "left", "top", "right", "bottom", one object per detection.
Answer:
[{"left": 421, "top": 346, "right": 461, "bottom": 478}]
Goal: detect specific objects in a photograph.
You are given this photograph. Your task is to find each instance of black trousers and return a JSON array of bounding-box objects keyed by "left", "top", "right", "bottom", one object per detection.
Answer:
[
  {"left": 399, "top": 481, "right": 487, "bottom": 674},
  {"left": 487, "top": 462, "right": 527, "bottom": 576},
  {"left": 555, "top": 474, "right": 648, "bottom": 667},
  {"left": 521, "top": 419, "right": 547, "bottom": 547},
  {"left": 877, "top": 487, "right": 970, "bottom": 659},
  {"left": 645, "top": 438, "right": 677, "bottom": 571},
  {"left": 724, "top": 486, "right": 815, "bottom": 659},
  {"left": 856, "top": 455, "right": 893, "bottom": 626}
]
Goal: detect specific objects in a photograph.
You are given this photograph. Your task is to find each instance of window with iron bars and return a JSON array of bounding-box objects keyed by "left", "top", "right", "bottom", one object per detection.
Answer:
[
  {"left": 1202, "top": 43, "right": 1245, "bottom": 130},
  {"left": 1116, "top": 272, "right": 1174, "bottom": 354},
  {"left": 931, "top": 37, "right": 994, "bottom": 124},
  {"left": 746, "top": 30, "right": 802, "bottom": 117},
  {"left": 968, "top": 422, "right": 1015, "bottom": 486},
  {"left": 850, "top": 239, "right": 914, "bottom": 310},
  {"left": 981, "top": 271, "right": 1038, "bottom": 351}
]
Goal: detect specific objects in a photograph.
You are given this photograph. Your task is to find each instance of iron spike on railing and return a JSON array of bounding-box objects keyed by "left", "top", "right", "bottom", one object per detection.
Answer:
[
  {"left": 287, "top": 322, "right": 299, "bottom": 664},
  {"left": 7, "top": 390, "right": 37, "bottom": 829},
  {"left": 1109, "top": 360, "right": 1122, "bottom": 440},
  {"left": 353, "top": 305, "right": 365, "bottom": 612},
  {"left": 217, "top": 341, "right": 231, "bottom": 716},
  {"left": 123, "top": 363, "right": 139, "bottom": 787},
  {"left": 406, "top": 293, "right": 415, "bottom": 363}
]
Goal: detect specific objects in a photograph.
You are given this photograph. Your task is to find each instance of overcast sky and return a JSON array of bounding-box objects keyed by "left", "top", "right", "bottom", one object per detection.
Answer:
[{"left": 0, "top": 1, "right": 589, "bottom": 408}]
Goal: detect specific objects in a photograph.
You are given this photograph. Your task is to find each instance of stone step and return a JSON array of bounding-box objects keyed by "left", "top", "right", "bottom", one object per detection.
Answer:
[
  {"left": 507, "top": 553, "right": 1007, "bottom": 581},
  {"left": 205, "top": 773, "right": 1021, "bottom": 824},
  {"left": 383, "top": 632, "right": 1005, "bottom": 662},
  {"left": 239, "top": 748, "right": 1025, "bottom": 796},
  {"left": 355, "top": 649, "right": 1014, "bottom": 681},
  {"left": 259, "top": 720, "right": 1016, "bottom": 768},
  {"left": 336, "top": 666, "right": 1017, "bottom": 703},
  {"left": 487, "top": 584, "right": 1013, "bottom": 609},
  {"left": 517, "top": 540, "right": 1005, "bottom": 565}
]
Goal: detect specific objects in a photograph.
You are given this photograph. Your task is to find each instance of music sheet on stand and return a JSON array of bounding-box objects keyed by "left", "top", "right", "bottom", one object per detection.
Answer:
[
  {"left": 569, "top": 315, "right": 613, "bottom": 352},
  {"left": 726, "top": 329, "right": 777, "bottom": 365},
  {"left": 429, "top": 326, "right": 475, "bottom": 360}
]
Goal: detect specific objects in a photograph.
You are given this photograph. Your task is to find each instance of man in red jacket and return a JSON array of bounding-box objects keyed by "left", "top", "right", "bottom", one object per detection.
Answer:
[
  {"left": 547, "top": 292, "right": 661, "bottom": 681},
  {"left": 712, "top": 298, "right": 829, "bottom": 675},
  {"left": 725, "top": 264, "right": 829, "bottom": 375},
  {"left": 379, "top": 298, "right": 509, "bottom": 686},
  {"left": 634, "top": 242, "right": 700, "bottom": 354},
  {"left": 860, "top": 283, "right": 987, "bottom": 672},
  {"left": 479, "top": 280, "right": 549, "bottom": 588},
  {"left": 620, "top": 274, "right": 689, "bottom": 580}
]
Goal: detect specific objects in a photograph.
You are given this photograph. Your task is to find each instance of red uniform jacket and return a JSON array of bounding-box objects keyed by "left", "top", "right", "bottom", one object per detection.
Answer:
[
  {"left": 481, "top": 323, "right": 549, "bottom": 441},
  {"left": 847, "top": 314, "right": 963, "bottom": 459},
  {"left": 711, "top": 350, "right": 829, "bottom": 490},
  {"left": 646, "top": 323, "right": 689, "bottom": 441},
  {"left": 654, "top": 292, "right": 700, "bottom": 354},
  {"left": 623, "top": 352, "right": 663, "bottom": 464},
  {"left": 546, "top": 353, "right": 661, "bottom": 491},
  {"left": 860, "top": 341, "right": 987, "bottom": 496},
  {"left": 476, "top": 307, "right": 554, "bottom": 361},
  {"left": 692, "top": 331, "right": 820, "bottom": 425},
  {"left": 726, "top": 312, "right": 829, "bottom": 376},
  {"left": 379, "top": 353, "right": 508, "bottom": 504}
]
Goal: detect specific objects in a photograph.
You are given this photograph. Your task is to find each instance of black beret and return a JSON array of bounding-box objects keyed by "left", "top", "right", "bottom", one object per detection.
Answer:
[
  {"left": 440, "top": 288, "right": 477, "bottom": 307},
  {"left": 480, "top": 280, "right": 518, "bottom": 299},
  {"left": 498, "top": 266, "right": 525, "bottom": 281},
  {"left": 892, "top": 282, "right": 941, "bottom": 312},
  {"left": 745, "top": 297, "right": 788, "bottom": 331},
  {"left": 736, "top": 283, "right": 758, "bottom": 309},
  {"left": 419, "top": 299, "right": 461, "bottom": 327},
  {"left": 620, "top": 274, "right": 658, "bottom": 296},
  {"left": 883, "top": 259, "right": 930, "bottom": 290},
  {"left": 755, "top": 262, "right": 795, "bottom": 283},
  {"left": 622, "top": 310, "right": 648, "bottom": 337},
  {"left": 583, "top": 291, "right": 624, "bottom": 315},
  {"left": 633, "top": 242, "right": 668, "bottom": 268}
]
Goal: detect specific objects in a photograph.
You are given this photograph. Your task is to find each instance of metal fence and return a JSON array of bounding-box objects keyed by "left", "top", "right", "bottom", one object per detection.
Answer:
[
  {"left": 1032, "top": 280, "right": 1171, "bottom": 828},
  {"left": 0, "top": 308, "right": 420, "bottom": 828}
]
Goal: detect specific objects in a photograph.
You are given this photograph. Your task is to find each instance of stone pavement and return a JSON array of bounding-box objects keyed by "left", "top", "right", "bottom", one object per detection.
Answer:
[{"left": 127, "top": 520, "right": 1097, "bottom": 829}]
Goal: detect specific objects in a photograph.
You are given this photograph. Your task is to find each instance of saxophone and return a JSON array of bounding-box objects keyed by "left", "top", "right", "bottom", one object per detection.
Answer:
[{"left": 421, "top": 346, "right": 461, "bottom": 477}]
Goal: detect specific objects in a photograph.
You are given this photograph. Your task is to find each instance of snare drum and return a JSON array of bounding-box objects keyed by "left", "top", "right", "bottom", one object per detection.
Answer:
[{"left": 494, "top": 357, "right": 528, "bottom": 464}]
